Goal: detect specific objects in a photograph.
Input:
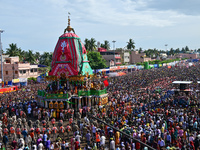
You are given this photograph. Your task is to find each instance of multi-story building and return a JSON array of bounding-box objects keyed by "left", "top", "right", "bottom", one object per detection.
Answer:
[
  {"left": 130, "top": 51, "right": 151, "bottom": 64},
  {"left": 98, "top": 48, "right": 122, "bottom": 67},
  {"left": 115, "top": 49, "right": 130, "bottom": 65},
  {"left": 0, "top": 55, "right": 39, "bottom": 82}
]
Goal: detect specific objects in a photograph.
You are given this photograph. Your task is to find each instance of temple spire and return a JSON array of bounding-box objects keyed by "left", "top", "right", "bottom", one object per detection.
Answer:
[{"left": 64, "top": 12, "right": 75, "bottom": 34}]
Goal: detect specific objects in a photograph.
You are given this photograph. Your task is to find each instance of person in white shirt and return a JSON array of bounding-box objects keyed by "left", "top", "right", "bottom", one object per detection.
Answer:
[
  {"left": 65, "top": 141, "right": 69, "bottom": 150},
  {"left": 38, "top": 141, "right": 44, "bottom": 150},
  {"left": 110, "top": 139, "right": 115, "bottom": 150},
  {"left": 75, "top": 134, "right": 82, "bottom": 143},
  {"left": 32, "top": 143, "right": 37, "bottom": 150},
  {"left": 100, "top": 135, "right": 106, "bottom": 147}
]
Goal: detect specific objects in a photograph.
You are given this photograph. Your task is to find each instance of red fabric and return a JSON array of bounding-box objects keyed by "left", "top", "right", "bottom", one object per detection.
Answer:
[
  {"left": 49, "top": 32, "right": 87, "bottom": 77},
  {"left": 75, "top": 141, "right": 79, "bottom": 150},
  {"left": 103, "top": 80, "right": 109, "bottom": 87}
]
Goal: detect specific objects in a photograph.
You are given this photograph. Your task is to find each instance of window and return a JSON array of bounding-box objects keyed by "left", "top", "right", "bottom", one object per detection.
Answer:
[
  {"left": 6, "top": 71, "right": 8, "bottom": 75},
  {"left": 15, "top": 71, "right": 18, "bottom": 74},
  {"left": 30, "top": 69, "right": 33, "bottom": 72},
  {"left": 23, "top": 70, "right": 26, "bottom": 73},
  {"left": 20, "top": 70, "right": 23, "bottom": 74},
  {"left": 34, "top": 68, "right": 37, "bottom": 72}
]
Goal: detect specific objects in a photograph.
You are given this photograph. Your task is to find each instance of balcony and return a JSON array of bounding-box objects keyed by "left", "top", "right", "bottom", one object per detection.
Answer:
[{"left": 115, "top": 55, "right": 121, "bottom": 59}]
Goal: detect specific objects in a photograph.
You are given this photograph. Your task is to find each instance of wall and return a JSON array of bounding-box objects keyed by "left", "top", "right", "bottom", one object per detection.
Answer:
[
  {"left": 0, "top": 57, "right": 39, "bottom": 81},
  {"left": 130, "top": 51, "right": 151, "bottom": 64}
]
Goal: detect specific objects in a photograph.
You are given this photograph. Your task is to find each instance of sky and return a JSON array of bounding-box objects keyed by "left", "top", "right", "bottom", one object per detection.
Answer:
[{"left": 0, "top": 0, "right": 200, "bottom": 54}]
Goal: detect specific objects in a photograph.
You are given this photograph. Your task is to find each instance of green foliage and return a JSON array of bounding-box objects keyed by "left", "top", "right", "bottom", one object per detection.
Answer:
[
  {"left": 127, "top": 39, "right": 135, "bottom": 50},
  {"left": 87, "top": 51, "right": 107, "bottom": 69},
  {"left": 136, "top": 62, "right": 143, "bottom": 65},
  {"left": 38, "top": 66, "right": 51, "bottom": 75},
  {"left": 137, "top": 58, "right": 181, "bottom": 66},
  {"left": 100, "top": 40, "right": 110, "bottom": 50},
  {"left": 39, "top": 52, "right": 52, "bottom": 66},
  {"left": 28, "top": 77, "right": 37, "bottom": 81},
  {"left": 24, "top": 50, "right": 36, "bottom": 64},
  {"left": 84, "top": 38, "right": 97, "bottom": 51},
  {"left": 6, "top": 43, "right": 25, "bottom": 61}
]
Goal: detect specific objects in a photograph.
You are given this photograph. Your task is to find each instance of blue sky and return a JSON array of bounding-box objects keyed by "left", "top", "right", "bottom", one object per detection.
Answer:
[{"left": 0, "top": 0, "right": 200, "bottom": 54}]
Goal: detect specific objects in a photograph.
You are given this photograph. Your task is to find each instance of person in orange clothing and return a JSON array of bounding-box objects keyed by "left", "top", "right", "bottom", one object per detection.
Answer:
[
  {"left": 115, "top": 131, "right": 120, "bottom": 146},
  {"left": 29, "top": 130, "right": 34, "bottom": 140},
  {"left": 96, "top": 132, "right": 100, "bottom": 148},
  {"left": 10, "top": 126, "right": 15, "bottom": 139},
  {"left": 16, "top": 127, "right": 21, "bottom": 138}
]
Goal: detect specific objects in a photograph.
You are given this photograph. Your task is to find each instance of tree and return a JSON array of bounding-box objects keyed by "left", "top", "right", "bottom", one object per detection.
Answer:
[
  {"left": 169, "top": 48, "right": 175, "bottom": 56},
  {"left": 89, "top": 38, "right": 97, "bottom": 51},
  {"left": 24, "top": 50, "right": 36, "bottom": 64},
  {"left": 40, "top": 52, "right": 52, "bottom": 66},
  {"left": 127, "top": 39, "right": 135, "bottom": 50},
  {"left": 101, "top": 40, "right": 110, "bottom": 50},
  {"left": 6, "top": 43, "right": 25, "bottom": 62},
  {"left": 6, "top": 43, "right": 20, "bottom": 57},
  {"left": 175, "top": 48, "right": 180, "bottom": 54},
  {"left": 84, "top": 38, "right": 90, "bottom": 51},
  {"left": 181, "top": 47, "right": 186, "bottom": 53},
  {"left": 34, "top": 52, "right": 41, "bottom": 64},
  {"left": 87, "top": 51, "right": 107, "bottom": 69},
  {"left": 185, "top": 46, "right": 189, "bottom": 51},
  {"left": 18, "top": 48, "right": 25, "bottom": 62},
  {"left": 138, "top": 47, "right": 142, "bottom": 53}
]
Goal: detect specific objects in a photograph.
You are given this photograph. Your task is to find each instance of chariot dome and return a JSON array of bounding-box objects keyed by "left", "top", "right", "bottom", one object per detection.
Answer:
[{"left": 49, "top": 16, "right": 93, "bottom": 77}]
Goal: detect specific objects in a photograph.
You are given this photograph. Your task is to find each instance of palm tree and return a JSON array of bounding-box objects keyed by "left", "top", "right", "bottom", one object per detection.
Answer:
[
  {"left": 6, "top": 43, "right": 20, "bottom": 56},
  {"left": 127, "top": 39, "right": 135, "bottom": 50},
  {"left": 84, "top": 38, "right": 90, "bottom": 51},
  {"left": 34, "top": 52, "right": 41, "bottom": 64},
  {"left": 40, "top": 52, "right": 52, "bottom": 66},
  {"left": 100, "top": 40, "right": 110, "bottom": 50},
  {"left": 89, "top": 38, "right": 97, "bottom": 51},
  {"left": 24, "top": 50, "right": 36, "bottom": 64},
  {"left": 18, "top": 48, "right": 25, "bottom": 62}
]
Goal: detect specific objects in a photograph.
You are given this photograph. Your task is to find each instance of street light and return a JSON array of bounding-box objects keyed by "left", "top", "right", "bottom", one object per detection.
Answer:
[
  {"left": 0, "top": 29, "right": 4, "bottom": 87},
  {"left": 112, "top": 40, "right": 116, "bottom": 66},
  {"left": 165, "top": 44, "right": 168, "bottom": 51}
]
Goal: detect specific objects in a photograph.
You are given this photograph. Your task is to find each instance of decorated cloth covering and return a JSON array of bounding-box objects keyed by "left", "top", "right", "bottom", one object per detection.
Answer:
[{"left": 49, "top": 32, "right": 93, "bottom": 77}]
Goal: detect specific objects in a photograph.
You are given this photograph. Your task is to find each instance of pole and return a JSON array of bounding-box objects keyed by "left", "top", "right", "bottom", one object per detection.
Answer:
[
  {"left": 112, "top": 40, "right": 116, "bottom": 66},
  {"left": 0, "top": 30, "right": 4, "bottom": 87},
  {"left": 165, "top": 44, "right": 168, "bottom": 51}
]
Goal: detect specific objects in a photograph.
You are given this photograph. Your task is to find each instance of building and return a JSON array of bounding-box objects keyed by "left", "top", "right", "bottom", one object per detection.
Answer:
[
  {"left": 0, "top": 55, "right": 39, "bottom": 82},
  {"left": 115, "top": 49, "right": 130, "bottom": 65},
  {"left": 176, "top": 53, "right": 199, "bottom": 59},
  {"left": 98, "top": 48, "right": 122, "bottom": 67},
  {"left": 0, "top": 55, "right": 9, "bottom": 62},
  {"left": 130, "top": 51, "right": 151, "bottom": 64}
]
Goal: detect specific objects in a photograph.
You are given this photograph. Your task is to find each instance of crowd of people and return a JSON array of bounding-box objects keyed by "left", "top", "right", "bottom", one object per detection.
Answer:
[{"left": 0, "top": 62, "right": 200, "bottom": 150}]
